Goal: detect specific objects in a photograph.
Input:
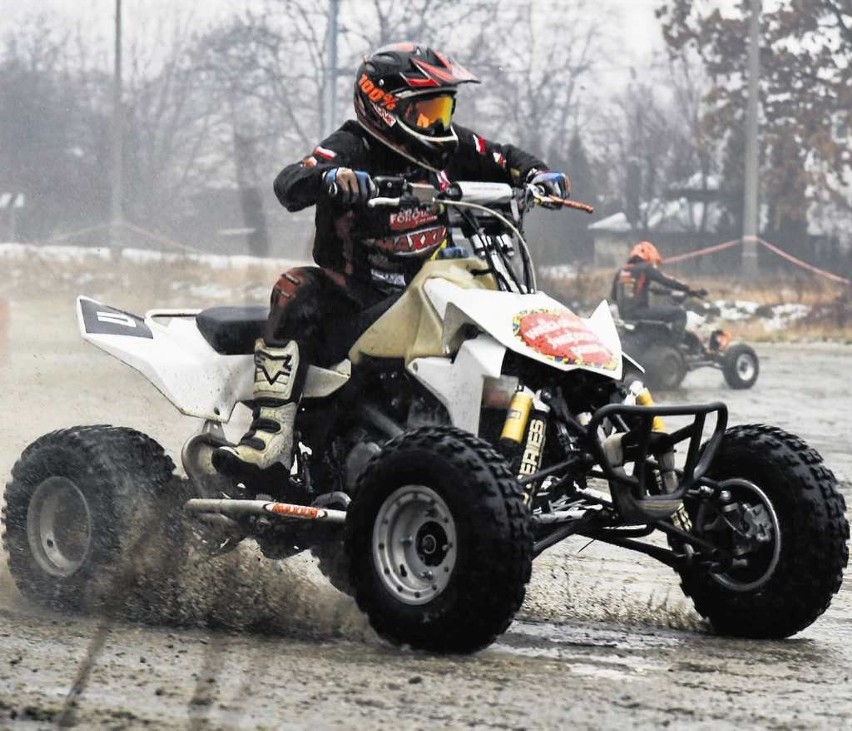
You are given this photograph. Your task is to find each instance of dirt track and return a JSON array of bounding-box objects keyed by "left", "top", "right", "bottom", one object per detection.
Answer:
[{"left": 2, "top": 295, "right": 852, "bottom": 728}]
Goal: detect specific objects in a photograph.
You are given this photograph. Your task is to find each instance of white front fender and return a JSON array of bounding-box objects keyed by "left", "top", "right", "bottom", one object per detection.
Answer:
[{"left": 407, "top": 334, "right": 505, "bottom": 434}]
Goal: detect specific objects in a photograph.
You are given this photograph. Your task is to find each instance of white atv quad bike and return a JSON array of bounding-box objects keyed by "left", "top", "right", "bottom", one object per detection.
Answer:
[{"left": 3, "top": 179, "right": 848, "bottom": 653}]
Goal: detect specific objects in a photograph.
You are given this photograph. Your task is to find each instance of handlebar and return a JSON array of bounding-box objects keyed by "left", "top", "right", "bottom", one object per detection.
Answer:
[
  {"left": 366, "top": 177, "right": 594, "bottom": 214},
  {"left": 660, "top": 289, "right": 709, "bottom": 303}
]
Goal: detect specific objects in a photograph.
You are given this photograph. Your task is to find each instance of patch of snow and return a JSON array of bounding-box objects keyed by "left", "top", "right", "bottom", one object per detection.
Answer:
[
  {"left": 0, "top": 243, "right": 111, "bottom": 262},
  {"left": 762, "top": 303, "right": 810, "bottom": 332},
  {"left": 714, "top": 300, "right": 760, "bottom": 321},
  {"left": 0, "top": 242, "right": 305, "bottom": 271},
  {"left": 539, "top": 264, "right": 578, "bottom": 278},
  {"left": 685, "top": 310, "right": 706, "bottom": 329}
]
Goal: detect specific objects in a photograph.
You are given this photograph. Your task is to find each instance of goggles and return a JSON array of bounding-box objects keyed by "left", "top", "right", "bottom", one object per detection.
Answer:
[{"left": 402, "top": 94, "right": 455, "bottom": 135}]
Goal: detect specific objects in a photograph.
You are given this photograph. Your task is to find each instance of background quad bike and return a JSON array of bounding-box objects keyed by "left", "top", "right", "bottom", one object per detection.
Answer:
[
  {"left": 617, "top": 288, "right": 761, "bottom": 391},
  {"left": 619, "top": 317, "right": 759, "bottom": 391}
]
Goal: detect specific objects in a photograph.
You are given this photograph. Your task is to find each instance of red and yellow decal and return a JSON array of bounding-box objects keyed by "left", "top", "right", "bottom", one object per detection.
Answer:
[
  {"left": 373, "top": 225, "right": 447, "bottom": 256},
  {"left": 513, "top": 309, "right": 618, "bottom": 370},
  {"left": 358, "top": 74, "right": 397, "bottom": 110},
  {"left": 388, "top": 207, "right": 439, "bottom": 231},
  {"left": 264, "top": 503, "right": 322, "bottom": 519}
]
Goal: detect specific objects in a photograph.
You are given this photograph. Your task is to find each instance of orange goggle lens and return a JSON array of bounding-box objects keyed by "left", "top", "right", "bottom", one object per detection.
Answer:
[{"left": 404, "top": 95, "right": 454, "bottom": 132}]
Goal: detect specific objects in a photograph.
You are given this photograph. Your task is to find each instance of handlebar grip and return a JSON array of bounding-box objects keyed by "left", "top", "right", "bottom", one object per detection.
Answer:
[
  {"left": 528, "top": 185, "right": 595, "bottom": 214},
  {"left": 367, "top": 197, "right": 402, "bottom": 208},
  {"left": 562, "top": 200, "right": 595, "bottom": 214}
]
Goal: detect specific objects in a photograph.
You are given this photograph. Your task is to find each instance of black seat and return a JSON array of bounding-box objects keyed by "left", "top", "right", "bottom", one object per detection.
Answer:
[{"left": 196, "top": 306, "right": 268, "bottom": 355}]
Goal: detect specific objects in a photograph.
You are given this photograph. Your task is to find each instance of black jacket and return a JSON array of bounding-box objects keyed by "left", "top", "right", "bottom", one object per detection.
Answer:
[
  {"left": 274, "top": 120, "right": 546, "bottom": 287},
  {"left": 611, "top": 261, "right": 691, "bottom": 314}
]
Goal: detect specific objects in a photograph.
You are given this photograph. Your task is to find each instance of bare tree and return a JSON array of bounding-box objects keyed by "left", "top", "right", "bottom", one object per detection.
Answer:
[
  {"left": 469, "top": 0, "right": 600, "bottom": 163},
  {"left": 0, "top": 17, "right": 111, "bottom": 240},
  {"left": 120, "top": 10, "right": 230, "bottom": 233},
  {"left": 343, "top": 0, "right": 498, "bottom": 59},
  {"left": 588, "top": 49, "right": 722, "bottom": 238}
]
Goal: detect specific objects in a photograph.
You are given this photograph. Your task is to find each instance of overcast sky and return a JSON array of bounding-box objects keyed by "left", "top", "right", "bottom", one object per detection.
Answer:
[{"left": 0, "top": 0, "right": 669, "bottom": 86}]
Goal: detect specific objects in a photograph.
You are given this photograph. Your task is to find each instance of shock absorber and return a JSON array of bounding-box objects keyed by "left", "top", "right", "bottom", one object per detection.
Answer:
[
  {"left": 631, "top": 381, "right": 667, "bottom": 433},
  {"left": 499, "top": 388, "right": 533, "bottom": 446},
  {"left": 630, "top": 382, "right": 692, "bottom": 531},
  {"left": 499, "top": 387, "right": 549, "bottom": 505}
]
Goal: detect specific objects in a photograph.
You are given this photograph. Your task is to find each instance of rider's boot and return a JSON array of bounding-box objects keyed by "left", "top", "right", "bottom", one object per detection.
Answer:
[{"left": 213, "top": 338, "right": 305, "bottom": 476}]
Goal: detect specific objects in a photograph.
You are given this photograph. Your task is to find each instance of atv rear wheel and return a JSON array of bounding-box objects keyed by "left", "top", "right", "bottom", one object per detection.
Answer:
[
  {"left": 672, "top": 425, "right": 848, "bottom": 638},
  {"left": 346, "top": 426, "right": 532, "bottom": 653},
  {"left": 642, "top": 345, "right": 686, "bottom": 390},
  {"left": 2, "top": 426, "right": 185, "bottom": 615},
  {"left": 722, "top": 343, "right": 759, "bottom": 389}
]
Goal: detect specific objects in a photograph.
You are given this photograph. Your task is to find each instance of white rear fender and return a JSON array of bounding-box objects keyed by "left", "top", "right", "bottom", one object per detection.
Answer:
[
  {"left": 77, "top": 297, "right": 253, "bottom": 421},
  {"left": 77, "top": 297, "right": 350, "bottom": 422}
]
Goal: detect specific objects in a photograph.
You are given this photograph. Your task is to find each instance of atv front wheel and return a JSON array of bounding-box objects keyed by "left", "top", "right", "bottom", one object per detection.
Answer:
[
  {"left": 722, "top": 343, "right": 759, "bottom": 389},
  {"left": 2, "top": 426, "right": 185, "bottom": 615},
  {"left": 346, "top": 426, "right": 532, "bottom": 653},
  {"left": 642, "top": 345, "right": 687, "bottom": 390},
  {"left": 673, "top": 425, "right": 848, "bottom": 638}
]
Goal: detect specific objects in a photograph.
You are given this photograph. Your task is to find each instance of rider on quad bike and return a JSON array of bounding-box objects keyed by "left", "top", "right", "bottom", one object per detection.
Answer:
[
  {"left": 213, "top": 42, "right": 570, "bottom": 478},
  {"left": 612, "top": 241, "right": 759, "bottom": 390},
  {"left": 610, "top": 241, "right": 706, "bottom": 334}
]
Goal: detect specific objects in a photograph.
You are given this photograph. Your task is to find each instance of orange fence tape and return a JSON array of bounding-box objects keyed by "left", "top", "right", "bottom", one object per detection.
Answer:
[
  {"left": 667, "top": 236, "right": 851, "bottom": 286},
  {"left": 756, "top": 237, "right": 852, "bottom": 286},
  {"left": 666, "top": 238, "right": 741, "bottom": 264}
]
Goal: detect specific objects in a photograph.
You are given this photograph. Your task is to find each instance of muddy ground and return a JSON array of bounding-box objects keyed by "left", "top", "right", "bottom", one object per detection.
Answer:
[{"left": 1, "top": 296, "right": 852, "bottom": 729}]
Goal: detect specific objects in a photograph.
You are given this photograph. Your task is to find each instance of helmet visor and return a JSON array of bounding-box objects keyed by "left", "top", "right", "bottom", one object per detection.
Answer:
[{"left": 402, "top": 95, "right": 455, "bottom": 135}]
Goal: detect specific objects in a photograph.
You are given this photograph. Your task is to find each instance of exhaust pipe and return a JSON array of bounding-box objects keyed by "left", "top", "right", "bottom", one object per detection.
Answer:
[{"left": 184, "top": 499, "right": 347, "bottom": 524}]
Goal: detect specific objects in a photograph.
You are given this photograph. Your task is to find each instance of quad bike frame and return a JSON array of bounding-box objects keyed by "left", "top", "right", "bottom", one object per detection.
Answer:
[{"left": 4, "top": 179, "right": 845, "bottom": 654}]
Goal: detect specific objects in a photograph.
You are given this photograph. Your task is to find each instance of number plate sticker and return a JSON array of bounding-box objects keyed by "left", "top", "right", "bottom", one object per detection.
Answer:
[{"left": 79, "top": 298, "right": 153, "bottom": 339}]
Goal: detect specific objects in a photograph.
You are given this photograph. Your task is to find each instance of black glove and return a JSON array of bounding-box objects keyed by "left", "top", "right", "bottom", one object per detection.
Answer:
[
  {"left": 323, "top": 168, "right": 378, "bottom": 205},
  {"left": 527, "top": 169, "right": 571, "bottom": 199},
  {"left": 690, "top": 288, "right": 709, "bottom": 298}
]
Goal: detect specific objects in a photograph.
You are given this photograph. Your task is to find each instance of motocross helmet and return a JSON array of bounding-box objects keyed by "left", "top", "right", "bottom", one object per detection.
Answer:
[
  {"left": 353, "top": 42, "right": 480, "bottom": 172},
  {"left": 629, "top": 241, "right": 662, "bottom": 266}
]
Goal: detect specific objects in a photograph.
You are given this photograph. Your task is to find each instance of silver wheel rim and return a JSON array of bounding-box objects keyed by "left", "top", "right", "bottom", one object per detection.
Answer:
[
  {"left": 735, "top": 353, "right": 756, "bottom": 381},
  {"left": 707, "top": 479, "right": 781, "bottom": 592},
  {"left": 372, "top": 484, "right": 457, "bottom": 606},
  {"left": 26, "top": 476, "right": 92, "bottom": 577}
]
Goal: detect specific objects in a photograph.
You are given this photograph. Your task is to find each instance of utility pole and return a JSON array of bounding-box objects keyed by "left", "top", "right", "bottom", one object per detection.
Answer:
[
  {"left": 110, "top": 0, "right": 124, "bottom": 249},
  {"left": 323, "top": 0, "right": 340, "bottom": 137},
  {"left": 742, "top": 0, "right": 761, "bottom": 276}
]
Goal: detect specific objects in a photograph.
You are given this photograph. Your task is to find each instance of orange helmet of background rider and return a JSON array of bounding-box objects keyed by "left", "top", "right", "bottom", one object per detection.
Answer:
[{"left": 629, "top": 241, "right": 662, "bottom": 266}]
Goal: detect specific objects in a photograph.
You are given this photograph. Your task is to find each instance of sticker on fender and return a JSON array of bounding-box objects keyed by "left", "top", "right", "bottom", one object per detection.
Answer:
[
  {"left": 79, "top": 298, "right": 153, "bottom": 339},
  {"left": 514, "top": 309, "right": 618, "bottom": 370},
  {"left": 264, "top": 503, "right": 324, "bottom": 519}
]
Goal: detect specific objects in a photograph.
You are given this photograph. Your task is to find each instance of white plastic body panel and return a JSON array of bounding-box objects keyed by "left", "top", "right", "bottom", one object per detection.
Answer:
[
  {"left": 408, "top": 335, "right": 506, "bottom": 434},
  {"left": 76, "top": 277, "right": 625, "bottom": 431},
  {"left": 76, "top": 297, "right": 348, "bottom": 422},
  {"left": 423, "top": 281, "right": 624, "bottom": 381}
]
